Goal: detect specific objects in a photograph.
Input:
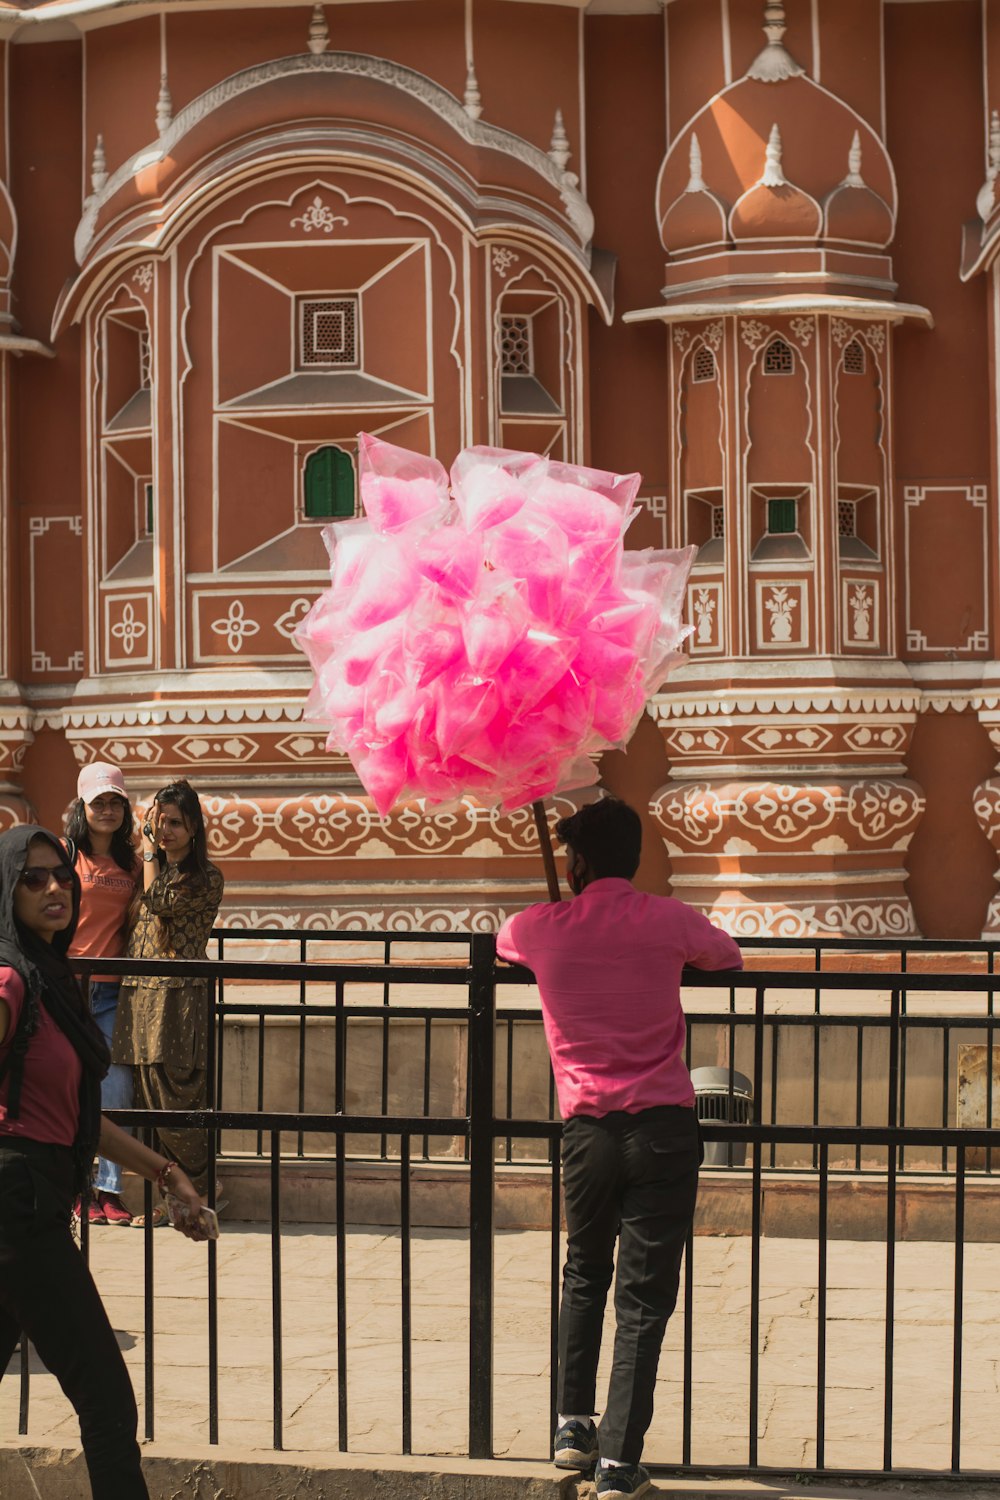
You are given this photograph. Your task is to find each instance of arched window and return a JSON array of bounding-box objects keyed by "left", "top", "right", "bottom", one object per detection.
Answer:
[
  {"left": 304, "top": 446, "right": 355, "bottom": 520},
  {"left": 843, "top": 339, "right": 866, "bottom": 375},
  {"left": 763, "top": 338, "right": 794, "bottom": 375},
  {"left": 692, "top": 345, "right": 716, "bottom": 383}
]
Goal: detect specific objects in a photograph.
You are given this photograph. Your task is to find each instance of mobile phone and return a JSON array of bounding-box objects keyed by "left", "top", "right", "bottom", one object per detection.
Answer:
[{"left": 164, "top": 1194, "right": 220, "bottom": 1240}]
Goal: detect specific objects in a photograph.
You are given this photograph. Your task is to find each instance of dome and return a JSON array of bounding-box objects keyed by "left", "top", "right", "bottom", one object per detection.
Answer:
[
  {"left": 729, "top": 125, "right": 821, "bottom": 241},
  {"left": 655, "top": 76, "right": 895, "bottom": 255},
  {"left": 659, "top": 133, "right": 730, "bottom": 252}
]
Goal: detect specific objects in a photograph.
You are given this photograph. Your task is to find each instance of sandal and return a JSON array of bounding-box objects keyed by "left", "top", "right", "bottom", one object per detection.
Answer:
[{"left": 131, "top": 1204, "right": 170, "bottom": 1229}]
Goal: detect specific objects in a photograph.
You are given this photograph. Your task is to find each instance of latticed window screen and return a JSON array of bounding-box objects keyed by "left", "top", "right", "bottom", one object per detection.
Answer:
[
  {"left": 299, "top": 298, "right": 359, "bottom": 368},
  {"left": 304, "top": 446, "right": 355, "bottom": 519},
  {"left": 763, "top": 339, "right": 794, "bottom": 375},
  {"left": 843, "top": 339, "right": 866, "bottom": 375},
  {"left": 712, "top": 505, "right": 725, "bottom": 539},
  {"left": 693, "top": 346, "right": 716, "bottom": 383},
  {"left": 500, "top": 315, "right": 533, "bottom": 375},
  {"left": 838, "top": 500, "right": 857, "bottom": 536},
  {"left": 139, "top": 331, "right": 152, "bottom": 390},
  {"left": 767, "top": 497, "right": 797, "bottom": 534}
]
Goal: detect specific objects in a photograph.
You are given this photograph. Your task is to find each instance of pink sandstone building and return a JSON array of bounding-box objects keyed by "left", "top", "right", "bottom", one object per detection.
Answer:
[{"left": 1, "top": 0, "right": 998, "bottom": 938}]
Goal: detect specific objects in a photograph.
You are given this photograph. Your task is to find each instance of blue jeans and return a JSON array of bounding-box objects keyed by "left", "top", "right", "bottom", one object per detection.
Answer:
[{"left": 89, "top": 982, "right": 133, "bottom": 1196}]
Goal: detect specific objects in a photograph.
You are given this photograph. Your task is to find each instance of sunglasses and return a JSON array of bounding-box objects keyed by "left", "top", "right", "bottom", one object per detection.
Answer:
[{"left": 18, "top": 864, "right": 75, "bottom": 893}]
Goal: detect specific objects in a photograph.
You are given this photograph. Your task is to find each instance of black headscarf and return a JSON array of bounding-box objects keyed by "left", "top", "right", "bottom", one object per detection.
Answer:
[{"left": 0, "top": 825, "right": 110, "bottom": 1194}]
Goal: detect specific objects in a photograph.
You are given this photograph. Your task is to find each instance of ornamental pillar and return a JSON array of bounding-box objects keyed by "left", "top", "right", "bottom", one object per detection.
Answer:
[{"left": 650, "top": 675, "right": 924, "bottom": 937}]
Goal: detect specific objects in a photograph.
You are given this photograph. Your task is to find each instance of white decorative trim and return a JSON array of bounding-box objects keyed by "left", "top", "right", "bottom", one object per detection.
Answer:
[
  {"left": 842, "top": 578, "right": 880, "bottom": 651},
  {"left": 903, "top": 485, "right": 989, "bottom": 655},
  {"left": 74, "top": 52, "right": 594, "bottom": 263},
  {"left": 755, "top": 579, "right": 809, "bottom": 651},
  {"left": 132, "top": 262, "right": 153, "bottom": 293},
  {"left": 103, "top": 591, "right": 154, "bottom": 669},
  {"left": 289, "top": 195, "right": 348, "bottom": 234},
  {"left": 739, "top": 318, "right": 771, "bottom": 350},
  {"left": 789, "top": 315, "right": 814, "bottom": 345},
  {"left": 492, "top": 247, "right": 519, "bottom": 278},
  {"left": 28, "top": 516, "right": 84, "bottom": 674}
]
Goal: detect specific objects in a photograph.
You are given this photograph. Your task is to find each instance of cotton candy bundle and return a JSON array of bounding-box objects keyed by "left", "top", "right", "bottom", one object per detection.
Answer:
[{"left": 296, "top": 433, "right": 696, "bottom": 816}]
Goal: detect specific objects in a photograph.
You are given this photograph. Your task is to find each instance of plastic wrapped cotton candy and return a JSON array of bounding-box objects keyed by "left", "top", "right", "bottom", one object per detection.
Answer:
[{"left": 296, "top": 435, "right": 697, "bottom": 817}]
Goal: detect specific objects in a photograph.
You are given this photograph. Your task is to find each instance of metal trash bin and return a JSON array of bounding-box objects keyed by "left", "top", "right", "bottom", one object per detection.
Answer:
[{"left": 691, "top": 1066, "right": 753, "bottom": 1168}]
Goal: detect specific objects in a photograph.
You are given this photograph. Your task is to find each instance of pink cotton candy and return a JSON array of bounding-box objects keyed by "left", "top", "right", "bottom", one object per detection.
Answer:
[
  {"left": 416, "top": 528, "right": 484, "bottom": 598},
  {"left": 296, "top": 436, "right": 696, "bottom": 815}
]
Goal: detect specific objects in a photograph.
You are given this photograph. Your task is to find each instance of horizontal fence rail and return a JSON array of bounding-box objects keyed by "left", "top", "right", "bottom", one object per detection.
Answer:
[{"left": 4, "top": 936, "right": 992, "bottom": 1479}]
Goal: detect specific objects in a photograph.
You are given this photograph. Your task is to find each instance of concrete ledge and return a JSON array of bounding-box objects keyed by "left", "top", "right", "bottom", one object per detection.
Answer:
[
  {"left": 118, "top": 1160, "right": 1000, "bottom": 1241},
  {"left": 2, "top": 1444, "right": 999, "bottom": 1500}
]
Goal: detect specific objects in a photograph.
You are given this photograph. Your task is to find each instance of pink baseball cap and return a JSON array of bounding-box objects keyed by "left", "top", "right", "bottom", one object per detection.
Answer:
[{"left": 77, "top": 762, "right": 129, "bottom": 804}]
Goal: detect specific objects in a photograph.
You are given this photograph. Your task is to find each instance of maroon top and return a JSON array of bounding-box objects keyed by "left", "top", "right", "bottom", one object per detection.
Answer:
[{"left": 0, "top": 966, "right": 81, "bottom": 1147}]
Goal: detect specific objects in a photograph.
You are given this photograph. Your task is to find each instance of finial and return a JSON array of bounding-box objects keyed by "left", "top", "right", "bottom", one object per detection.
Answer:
[
  {"left": 463, "top": 63, "right": 482, "bottom": 120},
  {"left": 842, "top": 130, "right": 865, "bottom": 187},
  {"left": 548, "top": 109, "right": 571, "bottom": 172},
  {"left": 91, "top": 134, "right": 108, "bottom": 195},
  {"left": 747, "top": 1, "right": 805, "bottom": 83},
  {"left": 308, "top": 4, "right": 329, "bottom": 55},
  {"left": 155, "top": 72, "right": 173, "bottom": 136},
  {"left": 762, "top": 123, "right": 786, "bottom": 187},
  {"left": 686, "top": 132, "right": 706, "bottom": 193}
]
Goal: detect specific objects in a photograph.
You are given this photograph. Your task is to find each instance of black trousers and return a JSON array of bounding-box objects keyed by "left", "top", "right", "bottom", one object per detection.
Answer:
[
  {"left": 0, "top": 1140, "right": 149, "bottom": 1499},
  {"left": 557, "top": 1104, "right": 700, "bottom": 1465}
]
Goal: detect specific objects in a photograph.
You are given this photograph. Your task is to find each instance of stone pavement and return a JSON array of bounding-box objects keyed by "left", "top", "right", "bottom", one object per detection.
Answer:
[{"left": 1, "top": 1220, "right": 999, "bottom": 1488}]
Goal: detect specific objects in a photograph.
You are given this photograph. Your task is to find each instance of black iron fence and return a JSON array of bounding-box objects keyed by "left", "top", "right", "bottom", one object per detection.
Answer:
[{"left": 8, "top": 938, "right": 996, "bottom": 1479}]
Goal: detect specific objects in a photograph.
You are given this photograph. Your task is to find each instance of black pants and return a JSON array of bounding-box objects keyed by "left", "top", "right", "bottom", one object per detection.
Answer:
[
  {"left": 0, "top": 1140, "right": 148, "bottom": 1499},
  {"left": 557, "top": 1105, "right": 700, "bottom": 1465}
]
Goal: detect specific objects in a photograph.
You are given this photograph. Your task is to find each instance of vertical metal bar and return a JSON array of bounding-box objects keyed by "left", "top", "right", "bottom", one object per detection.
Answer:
[
  {"left": 505, "top": 1017, "right": 515, "bottom": 1164},
  {"left": 549, "top": 1138, "right": 561, "bottom": 1458},
  {"left": 335, "top": 979, "right": 346, "bottom": 1116},
  {"left": 255, "top": 1013, "right": 266, "bottom": 1157},
  {"left": 422, "top": 1016, "right": 432, "bottom": 1162},
  {"left": 951, "top": 1142, "right": 965, "bottom": 1473},
  {"left": 336, "top": 1127, "right": 348, "bottom": 1451},
  {"left": 271, "top": 1129, "right": 283, "bottom": 1450},
  {"left": 748, "top": 985, "right": 764, "bottom": 1466},
  {"left": 468, "top": 932, "right": 496, "bottom": 1460},
  {"left": 207, "top": 1123, "right": 219, "bottom": 1445},
  {"left": 884, "top": 1128, "right": 897, "bottom": 1472},
  {"left": 855, "top": 1025, "right": 864, "bottom": 1172},
  {"left": 297, "top": 934, "right": 307, "bottom": 1159},
  {"left": 898, "top": 983, "right": 908, "bottom": 1174},
  {"left": 400, "top": 1133, "right": 412, "bottom": 1456},
  {"left": 17, "top": 1333, "right": 28, "bottom": 1435},
  {"left": 380, "top": 938, "right": 391, "bottom": 1162},
  {"left": 987, "top": 981, "right": 995, "bottom": 1175},
  {"left": 812, "top": 961, "right": 821, "bottom": 1172},
  {"left": 215, "top": 962, "right": 225, "bottom": 1124},
  {"left": 816, "top": 1141, "right": 828, "bottom": 1471},
  {"left": 768, "top": 1023, "right": 778, "bottom": 1170},
  {"left": 682, "top": 1221, "right": 694, "bottom": 1466},
  {"left": 143, "top": 1170, "right": 155, "bottom": 1441},
  {"left": 942, "top": 1025, "right": 950, "bottom": 1173}
]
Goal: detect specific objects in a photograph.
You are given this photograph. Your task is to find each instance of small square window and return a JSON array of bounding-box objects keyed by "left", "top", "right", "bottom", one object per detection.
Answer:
[
  {"left": 838, "top": 499, "right": 856, "bottom": 537},
  {"left": 693, "top": 346, "right": 716, "bottom": 383},
  {"left": 763, "top": 339, "right": 794, "bottom": 376},
  {"left": 712, "top": 505, "right": 725, "bottom": 539},
  {"left": 298, "top": 297, "right": 359, "bottom": 369},
  {"left": 843, "top": 339, "right": 866, "bottom": 375},
  {"left": 767, "top": 497, "right": 797, "bottom": 534},
  {"left": 500, "top": 315, "right": 533, "bottom": 375}
]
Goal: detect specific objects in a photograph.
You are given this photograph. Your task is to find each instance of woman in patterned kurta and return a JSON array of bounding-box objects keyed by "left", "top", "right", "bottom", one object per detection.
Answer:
[{"left": 113, "top": 781, "right": 223, "bottom": 1212}]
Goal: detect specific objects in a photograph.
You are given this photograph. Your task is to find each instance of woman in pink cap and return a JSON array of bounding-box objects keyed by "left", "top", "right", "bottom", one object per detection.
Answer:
[{"left": 66, "top": 762, "right": 141, "bottom": 1226}]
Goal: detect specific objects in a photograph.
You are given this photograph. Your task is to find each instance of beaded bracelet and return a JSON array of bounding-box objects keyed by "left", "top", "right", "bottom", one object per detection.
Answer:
[{"left": 155, "top": 1160, "right": 177, "bottom": 1197}]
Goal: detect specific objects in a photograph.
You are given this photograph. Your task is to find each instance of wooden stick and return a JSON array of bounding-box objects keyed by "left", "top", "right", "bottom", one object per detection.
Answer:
[{"left": 532, "top": 798, "right": 562, "bottom": 902}]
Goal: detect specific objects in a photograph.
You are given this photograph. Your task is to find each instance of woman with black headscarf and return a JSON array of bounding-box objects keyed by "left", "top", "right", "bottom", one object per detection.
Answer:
[{"left": 0, "top": 825, "right": 210, "bottom": 1499}]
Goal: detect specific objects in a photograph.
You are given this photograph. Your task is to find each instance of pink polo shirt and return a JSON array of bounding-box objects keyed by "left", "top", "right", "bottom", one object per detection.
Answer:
[{"left": 496, "top": 879, "right": 743, "bottom": 1120}]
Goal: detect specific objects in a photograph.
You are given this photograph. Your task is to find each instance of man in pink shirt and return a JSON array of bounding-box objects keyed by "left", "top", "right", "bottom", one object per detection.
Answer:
[{"left": 496, "top": 798, "right": 742, "bottom": 1500}]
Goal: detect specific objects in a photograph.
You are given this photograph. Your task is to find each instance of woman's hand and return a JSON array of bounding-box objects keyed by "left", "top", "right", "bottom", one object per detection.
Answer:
[
  {"left": 162, "top": 1164, "right": 214, "bottom": 1241},
  {"left": 141, "top": 806, "right": 161, "bottom": 857}
]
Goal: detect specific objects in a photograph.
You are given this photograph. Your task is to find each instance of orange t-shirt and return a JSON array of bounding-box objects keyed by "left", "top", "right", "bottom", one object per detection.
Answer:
[{"left": 69, "top": 851, "right": 140, "bottom": 982}]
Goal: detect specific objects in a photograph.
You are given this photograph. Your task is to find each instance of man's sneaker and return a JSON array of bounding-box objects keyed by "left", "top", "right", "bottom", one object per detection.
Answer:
[
  {"left": 99, "top": 1192, "right": 133, "bottom": 1227},
  {"left": 553, "top": 1418, "right": 599, "bottom": 1470},
  {"left": 74, "top": 1195, "right": 106, "bottom": 1225},
  {"left": 596, "top": 1463, "right": 651, "bottom": 1500}
]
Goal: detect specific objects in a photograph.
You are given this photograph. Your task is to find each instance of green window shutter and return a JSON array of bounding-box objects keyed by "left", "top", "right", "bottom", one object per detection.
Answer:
[
  {"left": 767, "top": 498, "right": 797, "bottom": 535},
  {"left": 304, "top": 446, "right": 355, "bottom": 519}
]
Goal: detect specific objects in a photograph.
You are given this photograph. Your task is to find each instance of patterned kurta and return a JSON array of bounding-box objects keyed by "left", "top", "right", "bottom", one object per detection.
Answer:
[{"left": 112, "top": 863, "right": 224, "bottom": 1070}]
